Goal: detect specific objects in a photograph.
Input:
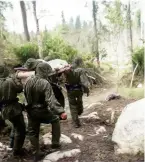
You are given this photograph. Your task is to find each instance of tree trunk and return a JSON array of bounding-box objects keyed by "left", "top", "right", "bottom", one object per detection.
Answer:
[
  {"left": 127, "top": 0, "right": 134, "bottom": 71},
  {"left": 127, "top": 1, "right": 133, "bottom": 53},
  {"left": 92, "top": 0, "right": 100, "bottom": 67},
  {"left": 32, "top": 1, "right": 43, "bottom": 59},
  {"left": 20, "top": 1, "right": 30, "bottom": 41}
]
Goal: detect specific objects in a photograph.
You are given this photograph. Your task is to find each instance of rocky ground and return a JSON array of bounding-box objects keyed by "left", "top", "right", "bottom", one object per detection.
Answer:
[{"left": 0, "top": 87, "right": 144, "bottom": 162}]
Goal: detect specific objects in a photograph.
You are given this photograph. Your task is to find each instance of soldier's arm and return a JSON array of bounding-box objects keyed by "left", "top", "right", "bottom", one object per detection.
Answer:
[
  {"left": 44, "top": 81, "right": 65, "bottom": 115},
  {"left": 80, "top": 71, "right": 90, "bottom": 95},
  {"left": 10, "top": 76, "right": 23, "bottom": 93}
]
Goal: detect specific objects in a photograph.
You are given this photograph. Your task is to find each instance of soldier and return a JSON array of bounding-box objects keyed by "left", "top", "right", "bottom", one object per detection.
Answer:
[
  {"left": 24, "top": 58, "right": 65, "bottom": 108},
  {"left": 63, "top": 64, "right": 90, "bottom": 128},
  {"left": 24, "top": 62, "right": 66, "bottom": 161},
  {"left": 0, "top": 65, "right": 26, "bottom": 156}
]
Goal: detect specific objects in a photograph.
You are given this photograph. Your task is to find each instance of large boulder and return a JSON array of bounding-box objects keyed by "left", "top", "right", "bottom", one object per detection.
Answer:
[{"left": 112, "top": 98, "right": 144, "bottom": 155}]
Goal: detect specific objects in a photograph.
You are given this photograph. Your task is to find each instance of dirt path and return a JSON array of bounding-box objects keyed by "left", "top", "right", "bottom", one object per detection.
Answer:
[
  {"left": 65, "top": 85, "right": 117, "bottom": 119},
  {"left": 0, "top": 87, "right": 144, "bottom": 162}
]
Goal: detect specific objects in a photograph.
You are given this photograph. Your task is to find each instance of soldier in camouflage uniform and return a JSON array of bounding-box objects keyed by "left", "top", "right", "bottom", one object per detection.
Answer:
[
  {"left": 24, "top": 58, "right": 65, "bottom": 108},
  {"left": 24, "top": 62, "right": 66, "bottom": 161},
  {"left": 0, "top": 65, "right": 26, "bottom": 156},
  {"left": 64, "top": 62, "right": 90, "bottom": 128}
]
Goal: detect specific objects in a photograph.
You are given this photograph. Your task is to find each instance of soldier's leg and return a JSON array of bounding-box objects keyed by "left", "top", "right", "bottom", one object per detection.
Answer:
[
  {"left": 40, "top": 114, "right": 61, "bottom": 149},
  {"left": 76, "top": 93, "right": 83, "bottom": 116},
  {"left": 9, "top": 125, "right": 15, "bottom": 148},
  {"left": 68, "top": 93, "right": 80, "bottom": 127},
  {"left": 28, "top": 116, "right": 45, "bottom": 161},
  {"left": 10, "top": 114, "right": 26, "bottom": 155},
  {"left": 51, "top": 118, "right": 61, "bottom": 148},
  {"left": 27, "top": 116, "right": 40, "bottom": 155}
]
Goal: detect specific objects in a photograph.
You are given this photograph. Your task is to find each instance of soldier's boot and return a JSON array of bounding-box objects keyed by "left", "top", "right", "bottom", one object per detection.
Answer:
[
  {"left": 9, "top": 136, "right": 14, "bottom": 148},
  {"left": 34, "top": 152, "right": 45, "bottom": 162},
  {"left": 74, "top": 120, "right": 81, "bottom": 128},
  {"left": 13, "top": 135, "right": 26, "bottom": 156},
  {"left": 51, "top": 120, "right": 61, "bottom": 150},
  {"left": 29, "top": 136, "right": 45, "bottom": 162},
  {"left": 70, "top": 109, "right": 81, "bottom": 128}
]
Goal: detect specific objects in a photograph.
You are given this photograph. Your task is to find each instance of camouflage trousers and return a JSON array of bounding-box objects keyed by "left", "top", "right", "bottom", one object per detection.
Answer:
[
  {"left": 27, "top": 113, "right": 61, "bottom": 155},
  {"left": 9, "top": 114, "right": 26, "bottom": 153},
  {"left": 67, "top": 90, "right": 83, "bottom": 126}
]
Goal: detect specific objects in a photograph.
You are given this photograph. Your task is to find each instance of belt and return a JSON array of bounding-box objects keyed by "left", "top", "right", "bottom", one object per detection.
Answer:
[
  {"left": 0, "top": 98, "right": 19, "bottom": 110},
  {"left": 65, "top": 84, "right": 82, "bottom": 91}
]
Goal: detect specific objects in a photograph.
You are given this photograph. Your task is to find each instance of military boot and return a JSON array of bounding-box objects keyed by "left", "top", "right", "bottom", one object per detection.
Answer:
[
  {"left": 9, "top": 136, "right": 14, "bottom": 148},
  {"left": 34, "top": 151, "right": 45, "bottom": 162}
]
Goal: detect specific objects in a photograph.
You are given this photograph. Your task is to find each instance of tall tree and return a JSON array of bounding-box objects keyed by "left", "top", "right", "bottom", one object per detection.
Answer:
[
  {"left": 75, "top": 15, "right": 81, "bottom": 29},
  {"left": 83, "top": 20, "right": 88, "bottom": 29},
  {"left": 92, "top": 0, "right": 99, "bottom": 66},
  {"left": 69, "top": 17, "right": 74, "bottom": 28},
  {"left": 0, "top": 2, "right": 12, "bottom": 39},
  {"left": 20, "top": 1, "right": 30, "bottom": 41},
  {"left": 126, "top": 0, "right": 133, "bottom": 54},
  {"left": 104, "top": 0, "right": 125, "bottom": 92},
  {"left": 61, "top": 11, "right": 66, "bottom": 25},
  {"left": 32, "top": 1, "right": 43, "bottom": 59}
]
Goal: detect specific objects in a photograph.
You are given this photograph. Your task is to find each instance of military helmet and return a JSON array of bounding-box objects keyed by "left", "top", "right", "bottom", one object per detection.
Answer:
[
  {"left": 72, "top": 56, "right": 83, "bottom": 68},
  {"left": 0, "top": 65, "right": 9, "bottom": 78},
  {"left": 24, "top": 58, "right": 42, "bottom": 71},
  {"left": 35, "top": 62, "right": 54, "bottom": 79}
]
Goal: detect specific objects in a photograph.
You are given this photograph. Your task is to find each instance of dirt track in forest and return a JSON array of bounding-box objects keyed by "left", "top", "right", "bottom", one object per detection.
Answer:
[{"left": 0, "top": 86, "right": 144, "bottom": 162}]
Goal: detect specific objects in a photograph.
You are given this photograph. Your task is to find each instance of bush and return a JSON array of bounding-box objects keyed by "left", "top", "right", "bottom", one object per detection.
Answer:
[
  {"left": 13, "top": 42, "right": 39, "bottom": 63},
  {"left": 12, "top": 35, "right": 78, "bottom": 64},
  {"left": 132, "top": 47, "right": 144, "bottom": 76},
  {"left": 43, "top": 36, "right": 77, "bottom": 63}
]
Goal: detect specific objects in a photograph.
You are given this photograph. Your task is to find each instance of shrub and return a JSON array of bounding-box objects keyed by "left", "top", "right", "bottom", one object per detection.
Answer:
[
  {"left": 132, "top": 47, "right": 144, "bottom": 76},
  {"left": 43, "top": 36, "right": 77, "bottom": 63},
  {"left": 13, "top": 42, "right": 39, "bottom": 63}
]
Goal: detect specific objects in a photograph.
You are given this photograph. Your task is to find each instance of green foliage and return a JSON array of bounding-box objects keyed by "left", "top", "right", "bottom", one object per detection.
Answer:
[
  {"left": 132, "top": 47, "right": 144, "bottom": 75},
  {"left": 13, "top": 42, "right": 39, "bottom": 63},
  {"left": 119, "top": 87, "right": 144, "bottom": 99},
  {"left": 43, "top": 35, "right": 77, "bottom": 63},
  {"left": 105, "top": 0, "right": 125, "bottom": 33},
  {"left": 135, "top": 9, "right": 141, "bottom": 28},
  {"left": 12, "top": 35, "right": 78, "bottom": 64},
  {"left": 85, "top": 61, "right": 96, "bottom": 68}
]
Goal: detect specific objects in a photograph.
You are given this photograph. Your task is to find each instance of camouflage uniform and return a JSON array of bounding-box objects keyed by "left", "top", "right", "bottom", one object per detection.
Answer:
[
  {"left": 0, "top": 65, "right": 26, "bottom": 156},
  {"left": 64, "top": 66, "right": 90, "bottom": 128},
  {"left": 24, "top": 58, "right": 65, "bottom": 108},
  {"left": 24, "top": 63, "right": 64, "bottom": 160}
]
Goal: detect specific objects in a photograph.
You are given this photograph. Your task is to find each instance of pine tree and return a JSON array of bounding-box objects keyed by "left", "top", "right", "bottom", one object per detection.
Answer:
[
  {"left": 69, "top": 17, "right": 74, "bottom": 28},
  {"left": 61, "top": 11, "right": 66, "bottom": 25},
  {"left": 83, "top": 20, "right": 88, "bottom": 28},
  {"left": 75, "top": 15, "right": 81, "bottom": 29}
]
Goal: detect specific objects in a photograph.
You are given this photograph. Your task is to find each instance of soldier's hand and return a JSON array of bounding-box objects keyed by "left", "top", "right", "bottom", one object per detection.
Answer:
[{"left": 60, "top": 113, "right": 67, "bottom": 120}]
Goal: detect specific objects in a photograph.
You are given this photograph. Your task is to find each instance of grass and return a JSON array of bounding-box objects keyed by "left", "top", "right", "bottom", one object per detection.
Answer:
[
  {"left": 119, "top": 87, "right": 144, "bottom": 99},
  {"left": 100, "top": 62, "right": 115, "bottom": 73}
]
